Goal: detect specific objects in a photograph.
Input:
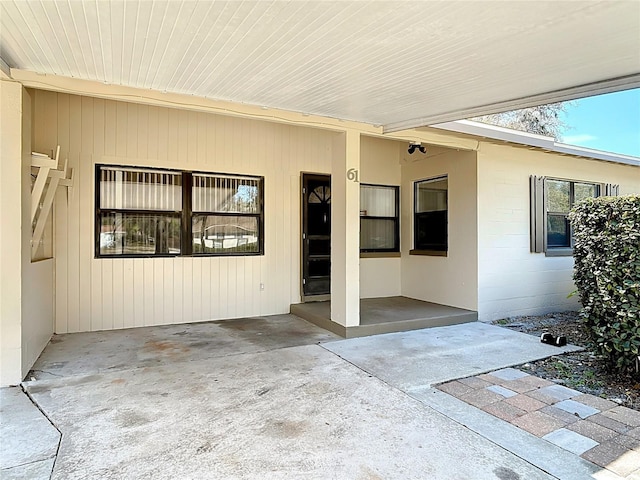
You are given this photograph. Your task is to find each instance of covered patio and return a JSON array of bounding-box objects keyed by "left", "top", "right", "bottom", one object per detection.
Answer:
[
  {"left": 1, "top": 3, "right": 640, "bottom": 478},
  {"left": 1, "top": 0, "right": 639, "bottom": 387}
]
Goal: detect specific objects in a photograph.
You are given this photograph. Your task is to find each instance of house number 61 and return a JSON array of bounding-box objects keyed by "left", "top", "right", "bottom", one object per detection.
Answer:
[{"left": 347, "top": 168, "right": 359, "bottom": 182}]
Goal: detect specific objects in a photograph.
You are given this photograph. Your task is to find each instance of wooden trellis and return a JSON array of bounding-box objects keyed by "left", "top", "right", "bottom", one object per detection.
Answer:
[{"left": 31, "top": 146, "right": 74, "bottom": 258}]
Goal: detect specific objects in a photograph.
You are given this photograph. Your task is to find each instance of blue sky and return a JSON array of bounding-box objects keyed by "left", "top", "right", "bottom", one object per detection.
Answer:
[{"left": 559, "top": 88, "right": 640, "bottom": 157}]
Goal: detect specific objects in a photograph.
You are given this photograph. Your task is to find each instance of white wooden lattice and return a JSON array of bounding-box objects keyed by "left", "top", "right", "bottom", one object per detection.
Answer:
[{"left": 31, "top": 146, "right": 74, "bottom": 258}]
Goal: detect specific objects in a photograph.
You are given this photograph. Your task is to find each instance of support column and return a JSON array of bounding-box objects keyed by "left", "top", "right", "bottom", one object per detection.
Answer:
[
  {"left": 331, "top": 129, "right": 360, "bottom": 328},
  {"left": 0, "top": 80, "right": 24, "bottom": 386}
]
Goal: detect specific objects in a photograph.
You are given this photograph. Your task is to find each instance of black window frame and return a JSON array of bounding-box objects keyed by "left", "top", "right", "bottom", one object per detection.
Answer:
[
  {"left": 545, "top": 178, "right": 599, "bottom": 254},
  {"left": 95, "top": 164, "right": 264, "bottom": 258},
  {"left": 190, "top": 171, "right": 264, "bottom": 257},
  {"left": 359, "top": 183, "right": 400, "bottom": 254},
  {"left": 411, "top": 175, "right": 448, "bottom": 256},
  {"left": 530, "top": 175, "right": 604, "bottom": 256}
]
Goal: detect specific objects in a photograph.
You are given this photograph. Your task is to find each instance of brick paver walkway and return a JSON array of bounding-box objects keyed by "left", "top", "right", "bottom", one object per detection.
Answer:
[{"left": 438, "top": 368, "right": 640, "bottom": 478}]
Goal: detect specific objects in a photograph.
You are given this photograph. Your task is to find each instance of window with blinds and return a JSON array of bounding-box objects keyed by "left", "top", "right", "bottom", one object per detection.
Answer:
[
  {"left": 99, "top": 168, "right": 182, "bottom": 211},
  {"left": 96, "top": 165, "right": 263, "bottom": 257},
  {"left": 191, "top": 174, "right": 262, "bottom": 254},
  {"left": 97, "top": 166, "right": 182, "bottom": 256},
  {"left": 359, "top": 184, "right": 399, "bottom": 253}
]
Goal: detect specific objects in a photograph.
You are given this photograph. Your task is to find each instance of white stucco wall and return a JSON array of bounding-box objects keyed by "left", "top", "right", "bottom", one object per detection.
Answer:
[
  {"left": 400, "top": 147, "right": 478, "bottom": 311},
  {"left": 477, "top": 142, "right": 640, "bottom": 322},
  {"left": 359, "top": 135, "right": 402, "bottom": 299}
]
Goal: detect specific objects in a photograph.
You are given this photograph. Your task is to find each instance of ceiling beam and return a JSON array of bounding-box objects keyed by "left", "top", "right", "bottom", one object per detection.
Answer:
[
  {"left": 10, "top": 68, "right": 481, "bottom": 152},
  {"left": 11, "top": 69, "right": 383, "bottom": 135},
  {"left": 383, "top": 73, "right": 640, "bottom": 133}
]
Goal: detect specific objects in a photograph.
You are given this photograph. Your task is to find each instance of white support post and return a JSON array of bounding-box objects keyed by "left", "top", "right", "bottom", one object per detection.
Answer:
[
  {"left": 1, "top": 80, "right": 24, "bottom": 386},
  {"left": 331, "top": 129, "right": 361, "bottom": 328}
]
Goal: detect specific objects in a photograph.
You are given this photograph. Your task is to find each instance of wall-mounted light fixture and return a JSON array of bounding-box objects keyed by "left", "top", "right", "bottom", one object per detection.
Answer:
[{"left": 408, "top": 142, "right": 426, "bottom": 154}]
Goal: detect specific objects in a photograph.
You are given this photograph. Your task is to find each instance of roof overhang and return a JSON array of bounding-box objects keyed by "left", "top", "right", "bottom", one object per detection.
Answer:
[
  {"left": 385, "top": 74, "right": 640, "bottom": 133},
  {"left": 431, "top": 120, "right": 640, "bottom": 167},
  {"left": 1, "top": 1, "right": 638, "bottom": 131}
]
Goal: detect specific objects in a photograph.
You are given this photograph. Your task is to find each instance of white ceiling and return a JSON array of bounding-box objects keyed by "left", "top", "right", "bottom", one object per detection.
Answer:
[{"left": 1, "top": 1, "right": 639, "bottom": 131}]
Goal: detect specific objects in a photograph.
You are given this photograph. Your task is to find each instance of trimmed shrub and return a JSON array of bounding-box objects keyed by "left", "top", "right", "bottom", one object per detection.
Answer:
[{"left": 568, "top": 195, "right": 640, "bottom": 374}]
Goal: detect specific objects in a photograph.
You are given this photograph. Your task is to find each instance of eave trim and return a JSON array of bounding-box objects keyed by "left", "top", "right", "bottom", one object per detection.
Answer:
[{"left": 383, "top": 73, "right": 640, "bottom": 133}]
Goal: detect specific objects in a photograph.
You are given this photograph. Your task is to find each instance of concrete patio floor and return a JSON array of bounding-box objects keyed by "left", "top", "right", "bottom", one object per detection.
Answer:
[
  {"left": 1, "top": 314, "right": 620, "bottom": 479},
  {"left": 290, "top": 296, "right": 477, "bottom": 338}
]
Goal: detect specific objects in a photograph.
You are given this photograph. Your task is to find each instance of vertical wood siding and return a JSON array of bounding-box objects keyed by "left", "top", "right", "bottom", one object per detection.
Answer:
[{"left": 32, "top": 90, "right": 333, "bottom": 333}]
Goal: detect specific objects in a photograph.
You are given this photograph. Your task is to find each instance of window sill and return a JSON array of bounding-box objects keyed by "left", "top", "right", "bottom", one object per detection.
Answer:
[
  {"left": 545, "top": 248, "right": 573, "bottom": 257},
  {"left": 360, "top": 252, "right": 401, "bottom": 259},
  {"left": 96, "top": 252, "right": 264, "bottom": 259},
  {"left": 409, "top": 249, "right": 447, "bottom": 257}
]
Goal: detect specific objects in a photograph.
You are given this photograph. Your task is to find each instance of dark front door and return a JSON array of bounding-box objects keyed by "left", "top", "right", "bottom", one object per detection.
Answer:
[{"left": 302, "top": 174, "right": 331, "bottom": 297}]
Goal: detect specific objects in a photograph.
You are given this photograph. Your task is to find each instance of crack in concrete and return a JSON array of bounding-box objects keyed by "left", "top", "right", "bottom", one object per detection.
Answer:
[
  {"left": 0, "top": 455, "right": 56, "bottom": 470},
  {"left": 20, "top": 385, "right": 62, "bottom": 480}
]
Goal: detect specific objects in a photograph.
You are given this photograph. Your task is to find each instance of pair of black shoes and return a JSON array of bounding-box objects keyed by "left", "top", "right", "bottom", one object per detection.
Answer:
[{"left": 540, "top": 332, "right": 567, "bottom": 347}]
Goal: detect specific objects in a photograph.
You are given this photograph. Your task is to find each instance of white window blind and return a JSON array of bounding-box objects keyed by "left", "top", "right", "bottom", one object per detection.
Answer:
[
  {"left": 192, "top": 174, "right": 260, "bottom": 213},
  {"left": 100, "top": 167, "right": 182, "bottom": 211},
  {"left": 360, "top": 185, "right": 396, "bottom": 217}
]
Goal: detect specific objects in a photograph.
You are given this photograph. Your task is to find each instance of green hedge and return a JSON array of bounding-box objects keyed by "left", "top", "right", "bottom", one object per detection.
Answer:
[{"left": 568, "top": 195, "right": 640, "bottom": 373}]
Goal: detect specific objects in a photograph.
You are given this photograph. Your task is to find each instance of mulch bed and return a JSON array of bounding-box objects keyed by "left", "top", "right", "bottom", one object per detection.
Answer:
[{"left": 492, "top": 311, "right": 640, "bottom": 411}]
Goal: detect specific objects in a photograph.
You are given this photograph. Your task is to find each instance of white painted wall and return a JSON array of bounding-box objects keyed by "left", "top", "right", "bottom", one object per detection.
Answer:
[
  {"left": 400, "top": 147, "right": 478, "bottom": 310},
  {"left": 0, "top": 84, "right": 54, "bottom": 386},
  {"left": 21, "top": 259, "right": 54, "bottom": 377},
  {"left": 0, "top": 80, "right": 24, "bottom": 385},
  {"left": 359, "top": 136, "right": 402, "bottom": 298},
  {"left": 32, "top": 90, "right": 335, "bottom": 333},
  {"left": 477, "top": 142, "right": 640, "bottom": 322},
  {"left": 21, "top": 88, "right": 55, "bottom": 377},
  {"left": 360, "top": 257, "right": 402, "bottom": 299}
]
